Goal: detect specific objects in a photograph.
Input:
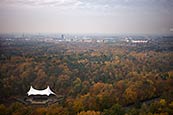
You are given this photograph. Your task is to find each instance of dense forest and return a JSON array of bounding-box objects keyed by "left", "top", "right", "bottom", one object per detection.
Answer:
[{"left": 0, "top": 36, "right": 173, "bottom": 115}]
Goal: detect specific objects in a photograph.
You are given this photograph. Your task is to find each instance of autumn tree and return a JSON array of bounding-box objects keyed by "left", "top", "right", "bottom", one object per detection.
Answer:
[
  {"left": 103, "top": 104, "right": 125, "bottom": 115},
  {"left": 77, "top": 110, "right": 101, "bottom": 115}
]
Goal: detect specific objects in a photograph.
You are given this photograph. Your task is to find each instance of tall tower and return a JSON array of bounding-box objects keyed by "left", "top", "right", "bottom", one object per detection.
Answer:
[{"left": 61, "top": 34, "right": 65, "bottom": 39}]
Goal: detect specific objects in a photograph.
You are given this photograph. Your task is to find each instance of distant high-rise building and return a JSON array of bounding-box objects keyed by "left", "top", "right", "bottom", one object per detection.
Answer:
[{"left": 61, "top": 34, "right": 65, "bottom": 39}]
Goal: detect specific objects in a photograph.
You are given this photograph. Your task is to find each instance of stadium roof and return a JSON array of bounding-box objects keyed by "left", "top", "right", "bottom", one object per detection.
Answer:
[{"left": 27, "top": 86, "right": 55, "bottom": 96}]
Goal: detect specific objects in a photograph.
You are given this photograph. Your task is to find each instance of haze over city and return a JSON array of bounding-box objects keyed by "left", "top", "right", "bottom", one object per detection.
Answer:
[{"left": 0, "top": 0, "right": 173, "bottom": 35}]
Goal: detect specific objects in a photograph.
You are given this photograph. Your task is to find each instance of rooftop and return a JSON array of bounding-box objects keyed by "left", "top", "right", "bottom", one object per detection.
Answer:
[{"left": 27, "top": 86, "right": 56, "bottom": 96}]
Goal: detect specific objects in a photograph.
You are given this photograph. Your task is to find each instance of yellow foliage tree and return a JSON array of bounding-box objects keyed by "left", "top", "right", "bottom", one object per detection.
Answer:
[{"left": 77, "top": 110, "right": 101, "bottom": 115}]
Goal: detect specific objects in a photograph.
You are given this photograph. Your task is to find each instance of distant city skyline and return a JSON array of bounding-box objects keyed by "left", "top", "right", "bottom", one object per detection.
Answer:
[{"left": 0, "top": 0, "right": 173, "bottom": 35}]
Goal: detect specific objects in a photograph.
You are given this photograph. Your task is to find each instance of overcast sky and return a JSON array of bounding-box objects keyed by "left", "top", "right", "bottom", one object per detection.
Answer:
[{"left": 0, "top": 0, "right": 173, "bottom": 34}]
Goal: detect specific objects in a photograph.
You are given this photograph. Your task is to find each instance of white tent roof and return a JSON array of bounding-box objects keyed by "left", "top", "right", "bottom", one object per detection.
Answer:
[{"left": 27, "top": 86, "right": 56, "bottom": 96}]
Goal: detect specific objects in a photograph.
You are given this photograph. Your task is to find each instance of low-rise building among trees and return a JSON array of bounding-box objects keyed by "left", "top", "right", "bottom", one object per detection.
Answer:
[{"left": 25, "top": 86, "right": 60, "bottom": 105}]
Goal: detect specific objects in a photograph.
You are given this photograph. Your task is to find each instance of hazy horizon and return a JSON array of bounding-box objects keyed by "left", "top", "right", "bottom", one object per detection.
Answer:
[{"left": 0, "top": 0, "right": 173, "bottom": 35}]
